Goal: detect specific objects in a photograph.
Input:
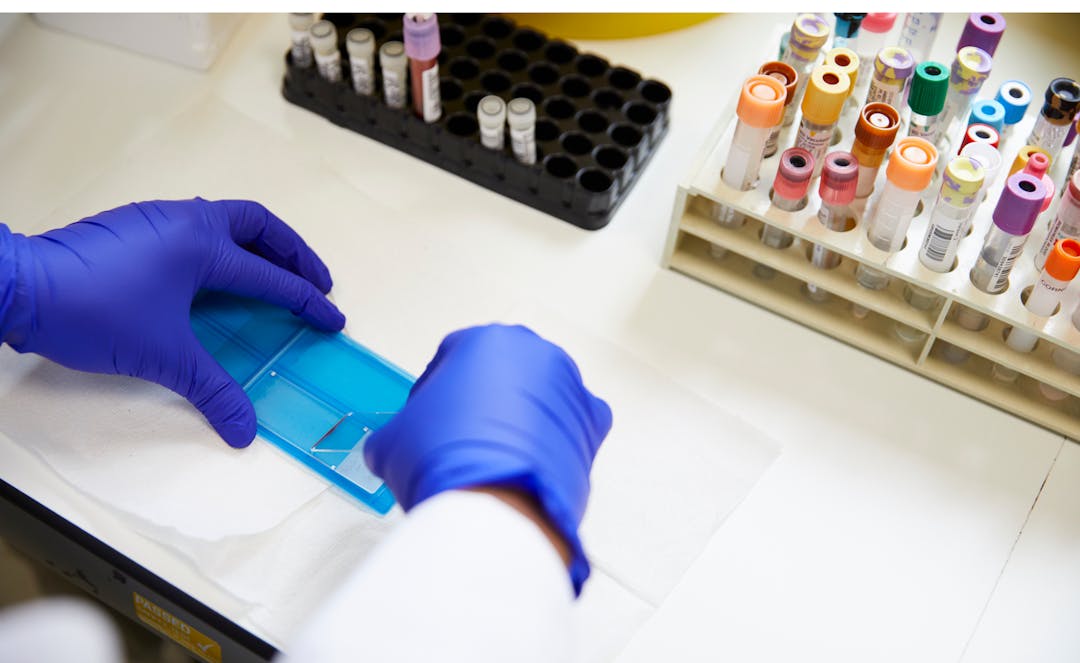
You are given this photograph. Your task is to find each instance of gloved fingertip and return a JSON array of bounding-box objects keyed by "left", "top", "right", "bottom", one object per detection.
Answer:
[
  {"left": 207, "top": 396, "right": 257, "bottom": 448},
  {"left": 314, "top": 265, "right": 333, "bottom": 295},
  {"left": 305, "top": 295, "right": 346, "bottom": 332}
]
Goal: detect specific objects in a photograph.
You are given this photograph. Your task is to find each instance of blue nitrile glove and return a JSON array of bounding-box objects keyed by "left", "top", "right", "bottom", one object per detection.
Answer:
[
  {"left": 364, "top": 324, "right": 613, "bottom": 595},
  {"left": 0, "top": 199, "right": 345, "bottom": 448}
]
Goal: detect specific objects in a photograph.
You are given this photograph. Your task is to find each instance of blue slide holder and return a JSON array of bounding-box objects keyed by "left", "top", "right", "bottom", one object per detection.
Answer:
[{"left": 190, "top": 292, "right": 413, "bottom": 515}]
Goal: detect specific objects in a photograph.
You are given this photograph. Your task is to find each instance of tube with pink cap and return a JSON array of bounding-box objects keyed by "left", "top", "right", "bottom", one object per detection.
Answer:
[
  {"left": 753, "top": 148, "right": 814, "bottom": 279},
  {"left": 805, "top": 151, "right": 858, "bottom": 302}
]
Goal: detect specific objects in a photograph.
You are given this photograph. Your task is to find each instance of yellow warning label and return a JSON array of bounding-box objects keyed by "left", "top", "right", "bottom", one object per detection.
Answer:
[{"left": 133, "top": 592, "right": 222, "bottom": 663}]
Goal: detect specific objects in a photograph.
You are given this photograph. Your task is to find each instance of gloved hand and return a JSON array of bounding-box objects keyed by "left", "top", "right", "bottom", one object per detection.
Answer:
[
  {"left": 0, "top": 198, "right": 345, "bottom": 448},
  {"left": 364, "top": 324, "right": 613, "bottom": 595}
]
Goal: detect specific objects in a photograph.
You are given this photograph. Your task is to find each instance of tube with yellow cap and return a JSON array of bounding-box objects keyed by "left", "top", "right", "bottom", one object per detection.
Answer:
[
  {"left": 1004, "top": 239, "right": 1080, "bottom": 354},
  {"left": 717, "top": 74, "right": 786, "bottom": 206},
  {"left": 853, "top": 137, "right": 938, "bottom": 305},
  {"left": 760, "top": 61, "right": 798, "bottom": 159},
  {"left": 939, "top": 46, "right": 993, "bottom": 144},
  {"left": 824, "top": 47, "right": 859, "bottom": 112},
  {"left": 864, "top": 46, "right": 914, "bottom": 111},
  {"left": 796, "top": 66, "right": 850, "bottom": 178},
  {"left": 781, "top": 14, "right": 831, "bottom": 129},
  {"left": 917, "top": 156, "right": 985, "bottom": 274},
  {"left": 852, "top": 102, "right": 900, "bottom": 199}
]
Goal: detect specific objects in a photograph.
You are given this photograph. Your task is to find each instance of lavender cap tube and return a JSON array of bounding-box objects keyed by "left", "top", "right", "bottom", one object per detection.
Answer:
[
  {"left": 403, "top": 13, "right": 440, "bottom": 61},
  {"left": 993, "top": 172, "right": 1046, "bottom": 235},
  {"left": 957, "top": 13, "right": 1006, "bottom": 57}
]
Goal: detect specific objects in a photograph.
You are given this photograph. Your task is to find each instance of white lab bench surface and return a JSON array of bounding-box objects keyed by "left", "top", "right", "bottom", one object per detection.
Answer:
[{"left": 1, "top": 12, "right": 1078, "bottom": 662}]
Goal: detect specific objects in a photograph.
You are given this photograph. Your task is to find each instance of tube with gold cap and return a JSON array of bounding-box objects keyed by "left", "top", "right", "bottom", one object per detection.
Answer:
[
  {"left": 713, "top": 74, "right": 786, "bottom": 228},
  {"left": 939, "top": 46, "right": 993, "bottom": 144},
  {"left": 852, "top": 102, "right": 900, "bottom": 199},
  {"left": 795, "top": 66, "right": 850, "bottom": 178},
  {"left": 759, "top": 61, "right": 798, "bottom": 158},
  {"left": 864, "top": 46, "right": 914, "bottom": 111},
  {"left": 780, "top": 14, "right": 831, "bottom": 129},
  {"left": 853, "top": 137, "right": 938, "bottom": 312},
  {"left": 917, "top": 156, "right": 985, "bottom": 274},
  {"left": 823, "top": 47, "right": 859, "bottom": 113}
]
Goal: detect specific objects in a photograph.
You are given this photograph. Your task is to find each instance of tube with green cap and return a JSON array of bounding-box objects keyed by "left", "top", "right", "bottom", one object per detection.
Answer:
[{"left": 906, "top": 61, "right": 950, "bottom": 143}]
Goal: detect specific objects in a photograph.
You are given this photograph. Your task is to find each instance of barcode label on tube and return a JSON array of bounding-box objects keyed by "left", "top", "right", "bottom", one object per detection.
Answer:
[
  {"left": 920, "top": 222, "right": 958, "bottom": 269},
  {"left": 989, "top": 237, "right": 1026, "bottom": 292}
]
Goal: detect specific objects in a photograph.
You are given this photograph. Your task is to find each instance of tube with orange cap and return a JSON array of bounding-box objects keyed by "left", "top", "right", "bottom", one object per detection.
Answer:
[
  {"left": 1005, "top": 239, "right": 1080, "bottom": 354},
  {"left": 796, "top": 66, "right": 851, "bottom": 178},
  {"left": 780, "top": 14, "right": 831, "bottom": 129},
  {"left": 1035, "top": 170, "right": 1080, "bottom": 269},
  {"left": 715, "top": 74, "right": 786, "bottom": 230},
  {"left": 760, "top": 61, "right": 797, "bottom": 159},
  {"left": 805, "top": 151, "right": 858, "bottom": 302},
  {"left": 852, "top": 102, "right": 900, "bottom": 199}
]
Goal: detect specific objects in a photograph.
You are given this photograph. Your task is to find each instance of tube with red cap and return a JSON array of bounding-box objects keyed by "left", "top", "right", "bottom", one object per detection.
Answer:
[
  {"left": 805, "top": 151, "right": 858, "bottom": 302},
  {"left": 959, "top": 123, "right": 999, "bottom": 152},
  {"left": 404, "top": 13, "right": 442, "bottom": 123}
]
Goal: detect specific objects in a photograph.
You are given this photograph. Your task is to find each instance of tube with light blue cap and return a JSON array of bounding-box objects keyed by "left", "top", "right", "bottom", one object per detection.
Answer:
[{"left": 968, "top": 98, "right": 1006, "bottom": 134}]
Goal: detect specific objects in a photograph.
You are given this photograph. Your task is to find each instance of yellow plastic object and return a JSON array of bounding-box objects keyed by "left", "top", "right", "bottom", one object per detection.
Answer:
[{"left": 506, "top": 14, "right": 718, "bottom": 40}]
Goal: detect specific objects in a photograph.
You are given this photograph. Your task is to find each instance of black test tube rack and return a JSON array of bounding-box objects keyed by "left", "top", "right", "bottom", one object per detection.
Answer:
[{"left": 281, "top": 13, "right": 673, "bottom": 231}]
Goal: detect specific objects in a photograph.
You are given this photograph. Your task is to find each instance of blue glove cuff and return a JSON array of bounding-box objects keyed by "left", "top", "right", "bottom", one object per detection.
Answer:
[{"left": 0, "top": 224, "right": 17, "bottom": 344}]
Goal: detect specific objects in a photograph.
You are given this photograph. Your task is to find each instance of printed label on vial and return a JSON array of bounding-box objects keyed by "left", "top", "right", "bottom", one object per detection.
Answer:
[
  {"left": 1035, "top": 218, "right": 1065, "bottom": 267},
  {"left": 384, "top": 69, "right": 406, "bottom": 109},
  {"left": 865, "top": 81, "right": 897, "bottom": 108},
  {"left": 350, "top": 58, "right": 373, "bottom": 95},
  {"left": 988, "top": 235, "right": 1027, "bottom": 293},
  {"left": 316, "top": 53, "right": 341, "bottom": 83},
  {"left": 908, "top": 122, "right": 935, "bottom": 140},
  {"left": 920, "top": 220, "right": 962, "bottom": 270},
  {"left": 291, "top": 32, "right": 313, "bottom": 68},
  {"left": 421, "top": 64, "right": 442, "bottom": 123},
  {"left": 511, "top": 127, "right": 536, "bottom": 165},
  {"left": 795, "top": 124, "right": 831, "bottom": 167},
  {"left": 481, "top": 123, "right": 505, "bottom": 150}
]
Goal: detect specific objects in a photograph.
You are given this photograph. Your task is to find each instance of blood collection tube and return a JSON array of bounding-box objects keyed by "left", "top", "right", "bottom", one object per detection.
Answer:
[
  {"left": 851, "top": 102, "right": 900, "bottom": 199},
  {"left": 806, "top": 151, "right": 859, "bottom": 302},
  {"left": 996, "top": 80, "right": 1031, "bottom": 144},
  {"left": 477, "top": 95, "right": 506, "bottom": 151},
  {"left": 824, "top": 47, "right": 860, "bottom": 113},
  {"left": 508, "top": 98, "right": 537, "bottom": 165},
  {"left": 1005, "top": 239, "right": 1080, "bottom": 354},
  {"left": 379, "top": 41, "right": 408, "bottom": 110},
  {"left": 346, "top": 28, "right": 376, "bottom": 96},
  {"left": 288, "top": 13, "right": 315, "bottom": 68},
  {"left": 854, "top": 137, "right": 937, "bottom": 305},
  {"left": 1035, "top": 170, "right": 1080, "bottom": 268},
  {"left": 780, "top": 14, "right": 831, "bottom": 129},
  {"left": 309, "top": 20, "right": 342, "bottom": 83},
  {"left": 864, "top": 47, "right": 914, "bottom": 111},
  {"left": 753, "top": 148, "right": 815, "bottom": 280},
  {"left": 404, "top": 13, "right": 441, "bottom": 123},
  {"left": 968, "top": 99, "right": 1005, "bottom": 134},
  {"left": 897, "top": 13, "right": 942, "bottom": 64},
  {"left": 959, "top": 141, "right": 1004, "bottom": 235},
  {"left": 856, "top": 13, "right": 896, "bottom": 94},
  {"left": 968, "top": 172, "right": 1046, "bottom": 295},
  {"left": 719, "top": 75, "right": 786, "bottom": 205},
  {"left": 1026, "top": 78, "right": 1080, "bottom": 164},
  {"left": 759, "top": 61, "right": 797, "bottom": 159},
  {"left": 957, "top": 13, "right": 1006, "bottom": 57},
  {"left": 959, "top": 124, "right": 999, "bottom": 152},
  {"left": 1066, "top": 116, "right": 1080, "bottom": 193},
  {"left": 796, "top": 66, "right": 850, "bottom": 178},
  {"left": 832, "top": 13, "right": 865, "bottom": 51},
  {"left": 1022, "top": 151, "right": 1056, "bottom": 205},
  {"left": 917, "top": 156, "right": 985, "bottom": 273},
  {"left": 1008, "top": 145, "right": 1050, "bottom": 177},
  {"left": 939, "top": 46, "right": 992, "bottom": 143},
  {"left": 906, "top": 61, "right": 949, "bottom": 143}
]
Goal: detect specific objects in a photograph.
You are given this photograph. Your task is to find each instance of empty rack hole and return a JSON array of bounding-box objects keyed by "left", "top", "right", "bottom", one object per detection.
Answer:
[
  {"left": 481, "top": 70, "right": 512, "bottom": 93},
  {"left": 449, "top": 57, "right": 479, "bottom": 80},
  {"left": 593, "top": 146, "right": 628, "bottom": 170},
  {"left": 561, "top": 75, "right": 591, "bottom": 98},
  {"left": 528, "top": 62, "right": 559, "bottom": 86},
  {"left": 447, "top": 112, "right": 479, "bottom": 136},
  {"left": 561, "top": 132, "right": 593, "bottom": 155},
  {"left": 545, "top": 40, "right": 578, "bottom": 64},
  {"left": 512, "top": 28, "right": 546, "bottom": 52},
  {"left": 536, "top": 119, "right": 560, "bottom": 142},
  {"left": 510, "top": 83, "right": 543, "bottom": 105},
  {"left": 481, "top": 16, "right": 514, "bottom": 38},
  {"left": 609, "top": 66, "right": 642, "bottom": 90},
  {"left": 575, "top": 54, "right": 608, "bottom": 78},
  {"left": 440, "top": 78, "right": 464, "bottom": 102},
  {"left": 463, "top": 91, "right": 485, "bottom": 114},
  {"left": 545, "top": 155, "right": 577, "bottom": 178},
  {"left": 440, "top": 25, "right": 466, "bottom": 47},
  {"left": 578, "top": 168, "right": 614, "bottom": 193},
  {"left": 609, "top": 123, "right": 643, "bottom": 148},
  {"left": 592, "top": 87, "right": 624, "bottom": 110},
  {"left": 466, "top": 36, "right": 496, "bottom": 60},
  {"left": 639, "top": 79, "right": 672, "bottom": 104},
  {"left": 543, "top": 96, "right": 576, "bottom": 119},
  {"left": 577, "top": 110, "right": 609, "bottom": 133},
  {"left": 451, "top": 13, "right": 483, "bottom": 26},
  {"left": 624, "top": 102, "right": 658, "bottom": 125},
  {"left": 497, "top": 49, "right": 528, "bottom": 72}
]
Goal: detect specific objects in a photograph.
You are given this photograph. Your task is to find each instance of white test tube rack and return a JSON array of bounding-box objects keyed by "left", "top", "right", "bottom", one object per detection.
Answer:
[{"left": 662, "top": 56, "right": 1080, "bottom": 440}]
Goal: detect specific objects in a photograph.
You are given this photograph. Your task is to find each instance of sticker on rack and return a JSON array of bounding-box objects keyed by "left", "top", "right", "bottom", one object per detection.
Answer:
[{"left": 133, "top": 592, "right": 221, "bottom": 663}]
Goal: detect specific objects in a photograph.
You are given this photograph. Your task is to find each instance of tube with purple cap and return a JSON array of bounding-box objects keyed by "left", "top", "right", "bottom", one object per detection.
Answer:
[
  {"left": 957, "top": 13, "right": 1006, "bottom": 57},
  {"left": 404, "top": 13, "right": 442, "bottom": 123}
]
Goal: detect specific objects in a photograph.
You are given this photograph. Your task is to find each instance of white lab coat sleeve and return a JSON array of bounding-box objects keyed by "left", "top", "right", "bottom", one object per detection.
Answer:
[{"left": 277, "top": 490, "right": 576, "bottom": 663}]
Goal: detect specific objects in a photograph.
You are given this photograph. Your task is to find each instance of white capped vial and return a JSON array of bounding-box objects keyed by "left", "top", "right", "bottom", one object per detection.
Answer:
[
  {"left": 346, "top": 28, "right": 376, "bottom": 96},
  {"left": 379, "top": 41, "right": 408, "bottom": 110},
  {"left": 477, "top": 95, "right": 507, "bottom": 151},
  {"left": 309, "top": 20, "right": 341, "bottom": 83},
  {"left": 288, "top": 13, "right": 316, "bottom": 68},
  {"left": 508, "top": 98, "right": 537, "bottom": 165}
]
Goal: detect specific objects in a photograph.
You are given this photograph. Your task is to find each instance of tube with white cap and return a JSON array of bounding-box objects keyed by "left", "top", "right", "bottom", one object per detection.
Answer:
[
  {"left": 288, "top": 13, "right": 316, "bottom": 68},
  {"left": 897, "top": 13, "right": 942, "bottom": 64},
  {"left": 477, "top": 96, "right": 507, "bottom": 151},
  {"left": 508, "top": 98, "right": 537, "bottom": 165},
  {"left": 310, "top": 19, "right": 342, "bottom": 83},
  {"left": 379, "top": 41, "right": 408, "bottom": 110},
  {"left": 346, "top": 28, "right": 376, "bottom": 95},
  {"left": 959, "top": 141, "right": 1004, "bottom": 235}
]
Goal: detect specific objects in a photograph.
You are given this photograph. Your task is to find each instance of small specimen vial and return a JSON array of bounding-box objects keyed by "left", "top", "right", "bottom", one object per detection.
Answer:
[
  {"left": 508, "top": 98, "right": 537, "bottom": 165},
  {"left": 346, "top": 28, "right": 376, "bottom": 96},
  {"left": 478, "top": 95, "right": 507, "bottom": 150},
  {"left": 380, "top": 41, "right": 408, "bottom": 110},
  {"left": 288, "top": 13, "right": 315, "bottom": 68},
  {"left": 309, "top": 20, "right": 342, "bottom": 83}
]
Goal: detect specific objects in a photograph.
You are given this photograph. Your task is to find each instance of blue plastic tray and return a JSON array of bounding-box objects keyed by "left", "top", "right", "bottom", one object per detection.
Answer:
[{"left": 190, "top": 292, "right": 412, "bottom": 514}]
